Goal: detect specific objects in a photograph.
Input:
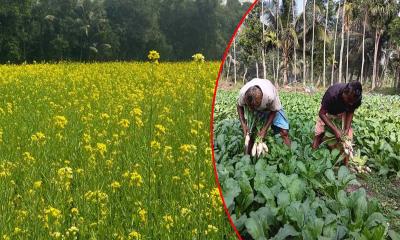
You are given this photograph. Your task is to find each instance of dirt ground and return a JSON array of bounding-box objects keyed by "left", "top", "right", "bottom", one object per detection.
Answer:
[{"left": 347, "top": 174, "right": 400, "bottom": 231}]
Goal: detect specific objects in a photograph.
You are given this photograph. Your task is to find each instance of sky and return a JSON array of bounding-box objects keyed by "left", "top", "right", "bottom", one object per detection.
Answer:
[{"left": 239, "top": 0, "right": 306, "bottom": 15}]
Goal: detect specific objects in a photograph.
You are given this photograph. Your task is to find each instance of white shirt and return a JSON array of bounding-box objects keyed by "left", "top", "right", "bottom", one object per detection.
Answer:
[{"left": 237, "top": 78, "right": 282, "bottom": 111}]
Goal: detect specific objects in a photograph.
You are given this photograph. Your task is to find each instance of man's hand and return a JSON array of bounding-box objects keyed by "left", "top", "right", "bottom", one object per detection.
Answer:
[
  {"left": 258, "top": 128, "right": 267, "bottom": 139},
  {"left": 334, "top": 129, "right": 342, "bottom": 141},
  {"left": 242, "top": 124, "right": 250, "bottom": 136},
  {"left": 343, "top": 128, "right": 350, "bottom": 137}
]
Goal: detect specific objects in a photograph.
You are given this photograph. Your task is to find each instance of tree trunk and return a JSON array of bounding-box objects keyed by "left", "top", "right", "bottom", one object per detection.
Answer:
[
  {"left": 234, "top": 38, "right": 237, "bottom": 84},
  {"left": 226, "top": 55, "right": 231, "bottom": 81},
  {"left": 346, "top": 19, "right": 350, "bottom": 83},
  {"left": 292, "top": 0, "right": 297, "bottom": 84},
  {"left": 262, "top": 49, "right": 267, "bottom": 79},
  {"left": 262, "top": 0, "right": 266, "bottom": 79},
  {"left": 331, "top": 7, "right": 340, "bottom": 86},
  {"left": 283, "top": 47, "right": 289, "bottom": 85},
  {"left": 243, "top": 66, "right": 248, "bottom": 83},
  {"left": 272, "top": 57, "right": 276, "bottom": 81},
  {"left": 311, "top": 0, "right": 316, "bottom": 85},
  {"left": 303, "top": 0, "right": 307, "bottom": 86},
  {"left": 372, "top": 29, "right": 381, "bottom": 90},
  {"left": 276, "top": 0, "right": 280, "bottom": 84},
  {"left": 256, "top": 61, "right": 259, "bottom": 78},
  {"left": 397, "top": 67, "right": 400, "bottom": 92},
  {"left": 323, "top": 0, "right": 329, "bottom": 87},
  {"left": 338, "top": 0, "right": 346, "bottom": 83},
  {"left": 361, "top": 11, "right": 367, "bottom": 84}
]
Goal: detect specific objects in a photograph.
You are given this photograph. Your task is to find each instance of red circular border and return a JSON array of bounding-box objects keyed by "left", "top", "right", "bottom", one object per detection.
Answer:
[{"left": 210, "top": 1, "right": 259, "bottom": 239}]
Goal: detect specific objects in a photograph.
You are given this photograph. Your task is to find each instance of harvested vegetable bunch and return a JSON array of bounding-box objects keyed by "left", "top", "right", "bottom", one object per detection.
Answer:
[
  {"left": 251, "top": 136, "right": 268, "bottom": 157},
  {"left": 341, "top": 135, "right": 354, "bottom": 159},
  {"left": 244, "top": 107, "right": 268, "bottom": 157}
]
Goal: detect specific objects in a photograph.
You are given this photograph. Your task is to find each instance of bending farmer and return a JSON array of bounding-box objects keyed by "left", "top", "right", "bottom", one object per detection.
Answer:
[
  {"left": 312, "top": 81, "right": 362, "bottom": 165},
  {"left": 237, "top": 78, "right": 291, "bottom": 155}
]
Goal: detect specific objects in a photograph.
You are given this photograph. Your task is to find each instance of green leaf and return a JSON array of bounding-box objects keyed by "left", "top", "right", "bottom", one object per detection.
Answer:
[
  {"left": 352, "top": 189, "right": 368, "bottom": 221},
  {"left": 222, "top": 178, "right": 241, "bottom": 209},
  {"left": 389, "top": 230, "right": 400, "bottom": 240},
  {"left": 232, "top": 214, "right": 247, "bottom": 232},
  {"left": 272, "top": 224, "right": 300, "bottom": 240},
  {"left": 285, "top": 201, "right": 304, "bottom": 227},
  {"left": 277, "top": 190, "right": 290, "bottom": 208},
  {"left": 365, "top": 212, "right": 386, "bottom": 228},
  {"left": 237, "top": 176, "right": 254, "bottom": 211},
  {"left": 338, "top": 166, "right": 349, "bottom": 182},
  {"left": 287, "top": 178, "right": 306, "bottom": 201},
  {"left": 245, "top": 217, "right": 267, "bottom": 240},
  {"left": 296, "top": 161, "right": 307, "bottom": 173},
  {"left": 325, "top": 169, "right": 336, "bottom": 182},
  {"left": 337, "top": 190, "right": 349, "bottom": 207},
  {"left": 302, "top": 218, "right": 324, "bottom": 239}
]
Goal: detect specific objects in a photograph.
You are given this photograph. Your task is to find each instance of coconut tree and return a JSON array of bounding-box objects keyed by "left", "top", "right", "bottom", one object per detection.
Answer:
[
  {"left": 292, "top": 0, "right": 298, "bottom": 83},
  {"left": 323, "top": 0, "right": 331, "bottom": 87},
  {"left": 303, "top": 0, "right": 307, "bottom": 86},
  {"left": 359, "top": 0, "right": 370, "bottom": 84},
  {"left": 369, "top": 0, "right": 398, "bottom": 90},
  {"left": 311, "top": 0, "right": 316, "bottom": 85},
  {"left": 338, "top": 0, "right": 346, "bottom": 83},
  {"left": 331, "top": 3, "right": 340, "bottom": 85},
  {"left": 264, "top": 0, "right": 299, "bottom": 85},
  {"left": 344, "top": 1, "right": 354, "bottom": 82}
]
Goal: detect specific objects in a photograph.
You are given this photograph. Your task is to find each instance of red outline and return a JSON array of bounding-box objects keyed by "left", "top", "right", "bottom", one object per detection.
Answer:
[{"left": 210, "top": 1, "right": 259, "bottom": 239}]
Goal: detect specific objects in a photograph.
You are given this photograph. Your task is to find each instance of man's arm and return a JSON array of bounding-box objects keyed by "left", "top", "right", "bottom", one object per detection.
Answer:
[
  {"left": 258, "top": 111, "right": 277, "bottom": 139},
  {"left": 237, "top": 104, "right": 249, "bottom": 135},
  {"left": 319, "top": 107, "right": 342, "bottom": 140},
  {"left": 343, "top": 111, "right": 354, "bottom": 136}
]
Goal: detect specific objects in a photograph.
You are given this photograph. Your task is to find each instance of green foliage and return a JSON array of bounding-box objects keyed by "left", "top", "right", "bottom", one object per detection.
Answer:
[
  {"left": 214, "top": 90, "right": 400, "bottom": 239},
  {"left": 0, "top": 0, "right": 250, "bottom": 63}
]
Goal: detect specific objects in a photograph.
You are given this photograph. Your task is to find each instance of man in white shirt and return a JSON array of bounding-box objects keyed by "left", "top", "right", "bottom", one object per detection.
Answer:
[{"left": 237, "top": 78, "right": 291, "bottom": 154}]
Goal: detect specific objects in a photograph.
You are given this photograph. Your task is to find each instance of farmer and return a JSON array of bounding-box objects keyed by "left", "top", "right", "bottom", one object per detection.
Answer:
[
  {"left": 237, "top": 78, "right": 291, "bottom": 155},
  {"left": 312, "top": 81, "right": 362, "bottom": 165}
]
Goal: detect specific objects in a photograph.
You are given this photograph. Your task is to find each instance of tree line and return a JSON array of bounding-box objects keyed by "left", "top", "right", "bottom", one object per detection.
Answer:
[
  {"left": 0, "top": 0, "right": 251, "bottom": 63},
  {"left": 224, "top": 0, "right": 400, "bottom": 91}
]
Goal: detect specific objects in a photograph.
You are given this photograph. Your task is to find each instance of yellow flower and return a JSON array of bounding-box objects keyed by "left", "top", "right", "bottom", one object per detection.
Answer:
[
  {"left": 100, "top": 113, "right": 110, "bottom": 120},
  {"left": 84, "top": 190, "right": 108, "bottom": 203},
  {"left": 111, "top": 181, "right": 121, "bottom": 190},
  {"left": 50, "top": 232, "right": 62, "bottom": 238},
  {"left": 129, "top": 171, "right": 143, "bottom": 187},
  {"left": 44, "top": 206, "right": 62, "bottom": 218},
  {"left": 162, "top": 215, "right": 174, "bottom": 231},
  {"left": 180, "top": 208, "right": 191, "bottom": 217},
  {"left": 155, "top": 124, "right": 166, "bottom": 136},
  {"left": 147, "top": 50, "right": 160, "bottom": 63},
  {"left": 31, "top": 131, "right": 46, "bottom": 143},
  {"left": 192, "top": 53, "right": 205, "bottom": 63},
  {"left": 57, "top": 167, "right": 73, "bottom": 180},
  {"left": 67, "top": 226, "right": 79, "bottom": 235},
  {"left": 83, "top": 133, "right": 91, "bottom": 143},
  {"left": 138, "top": 208, "right": 147, "bottom": 223},
  {"left": 71, "top": 208, "right": 79, "bottom": 215},
  {"left": 118, "top": 119, "right": 130, "bottom": 128},
  {"left": 128, "top": 230, "right": 141, "bottom": 240},
  {"left": 96, "top": 143, "right": 107, "bottom": 156},
  {"left": 53, "top": 115, "right": 68, "bottom": 128},
  {"left": 183, "top": 168, "right": 190, "bottom": 176},
  {"left": 179, "top": 144, "right": 197, "bottom": 154},
  {"left": 23, "top": 152, "right": 35, "bottom": 162},
  {"left": 172, "top": 176, "right": 180, "bottom": 181},
  {"left": 131, "top": 107, "right": 142, "bottom": 117},
  {"left": 150, "top": 140, "right": 161, "bottom": 150},
  {"left": 33, "top": 181, "right": 42, "bottom": 189},
  {"left": 205, "top": 224, "right": 218, "bottom": 235}
]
